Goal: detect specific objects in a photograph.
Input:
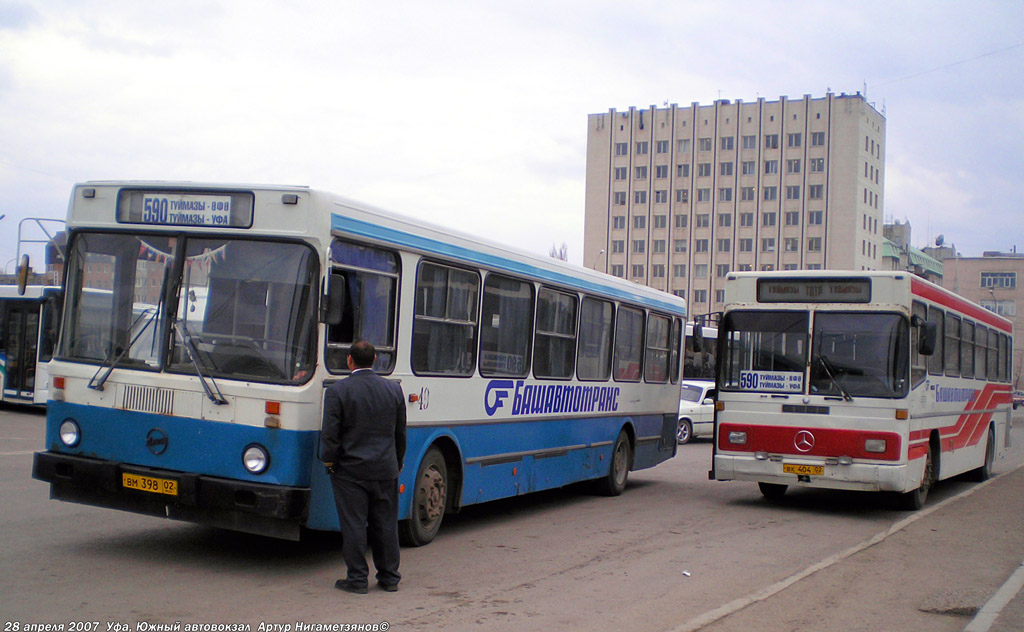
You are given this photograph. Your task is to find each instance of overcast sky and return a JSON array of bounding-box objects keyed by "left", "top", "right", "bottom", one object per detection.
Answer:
[{"left": 0, "top": 0, "right": 1022, "bottom": 271}]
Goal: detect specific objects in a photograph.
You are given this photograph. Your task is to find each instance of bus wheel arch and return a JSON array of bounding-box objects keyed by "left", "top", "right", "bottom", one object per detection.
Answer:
[
  {"left": 399, "top": 438, "right": 463, "bottom": 547},
  {"left": 597, "top": 426, "right": 634, "bottom": 496},
  {"left": 966, "top": 423, "right": 995, "bottom": 482},
  {"left": 899, "top": 433, "right": 938, "bottom": 510}
]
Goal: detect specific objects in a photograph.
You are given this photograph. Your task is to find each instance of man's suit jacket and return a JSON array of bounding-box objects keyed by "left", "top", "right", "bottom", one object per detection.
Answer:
[{"left": 320, "top": 369, "right": 407, "bottom": 481}]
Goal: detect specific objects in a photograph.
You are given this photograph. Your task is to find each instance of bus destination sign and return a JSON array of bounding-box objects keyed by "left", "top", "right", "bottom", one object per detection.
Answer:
[
  {"left": 757, "top": 278, "right": 871, "bottom": 303},
  {"left": 117, "top": 189, "right": 255, "bottom": 228}
]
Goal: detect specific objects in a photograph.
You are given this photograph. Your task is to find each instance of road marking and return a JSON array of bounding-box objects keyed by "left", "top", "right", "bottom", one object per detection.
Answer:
[
  {"left": 672, "top": 462, "right": 1024, "bottom": 632},
  {"left": 963, "top": 559, "right": 1024, "bottom": 632}
]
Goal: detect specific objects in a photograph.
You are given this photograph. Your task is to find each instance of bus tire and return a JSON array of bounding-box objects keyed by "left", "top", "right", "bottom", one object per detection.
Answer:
[
  {"left": 597, "top": 430, "right": 632, "bottom": 496},
  {"left": 966, "top": 426, "right": 995, "bottom": 482},
  {"left": 758, "top": 482, "right": 787, "bottom": 500},
  {"left": 899, "top": 445, "right": 935, "bottom": 510},
  {"left": 399, "top": 446, "right": 447, "bottom": 547},
  {"left": 677, "top": 419, "right": 693, "bottom": 445}
]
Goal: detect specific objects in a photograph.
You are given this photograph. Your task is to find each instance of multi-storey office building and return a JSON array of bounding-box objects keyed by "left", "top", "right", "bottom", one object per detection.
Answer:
[{"left": 584, "top": 92, "right": 886, "bottom": 315}]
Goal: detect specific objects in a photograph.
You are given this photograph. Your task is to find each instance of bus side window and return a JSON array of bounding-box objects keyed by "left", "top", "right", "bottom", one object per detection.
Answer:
[
  {"left": 613, "top": 306, "right": 644, "bottom": 382},
  {"left": 411, "top": 262, "right": 479, "bottom": 376},
  {"left": 534, "top": 288, "right": 578, "bottom": 380},
  {"left": 944, "top": 315, "right": 961, "bottom": 377},
  {"left": 644, "top": 313, "right": 670, "bottom": 383},
  {"left": 910, "top": 301, "right": 927, "bottom": 388},
  {"left": 577, "top": 297, "right": 613, "bottom": 381},
  {"left": 960, "top": 320, "right": 974, "bottom": 378},
  {"left": 479, "top": 274, "right": 533, "bottom": 378},
  {"left": 926, "top": 308, "right": 944, "bottom": 376},
  {"left": 975, "top": 326, "right": 988, "bottom": 380},
  {"left": 669, "top": 318, "right": 683, "bottom": 383}
]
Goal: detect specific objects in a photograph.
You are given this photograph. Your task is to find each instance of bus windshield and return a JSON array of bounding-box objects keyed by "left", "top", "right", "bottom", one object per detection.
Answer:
[
  {"left": 719, "top": 310, "right": 909, "bottom": 399},
  {"left": 58, "top": 232, "right": 318, "bottom": 384}
]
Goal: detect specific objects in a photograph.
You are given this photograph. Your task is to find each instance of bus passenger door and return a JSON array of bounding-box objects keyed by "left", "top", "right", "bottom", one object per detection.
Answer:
[{"left": 3, "top": 303, "right": 39, "bottom": 401}]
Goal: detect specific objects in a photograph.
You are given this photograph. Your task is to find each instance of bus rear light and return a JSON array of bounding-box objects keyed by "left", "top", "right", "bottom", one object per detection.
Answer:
[
  {"left": 895, "top": 409, "right": 909, "bottom": 420},
  {"left": 838, "top": 456, "right": 853, "bottom": 465},
  {"left": 728, "top": 431, "right": 747, "bottom": 445},
  {"left": 715, "top": 401, "right": 725, "bottom": 411},
  {"left": 265, "top": 401, "right": 281, "bottom": 415},
  {"left": 53, "top": 377, "right": 66, "bottom": 390},
  {"left": 864, "top": 439, "right": 887, "bottom": 453}
]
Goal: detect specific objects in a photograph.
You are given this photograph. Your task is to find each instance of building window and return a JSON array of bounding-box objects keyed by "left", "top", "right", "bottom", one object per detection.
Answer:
[
  {"left": 808, "top": 237, "right": 822, "bottom": 252},
  {"left": 612, "top": 240, "right": 624, "bottom": 253},
  {"left": 742, "top": 135, "right": 757, "bottom": 149},
  {"left": 808, "top": 210, "right": 823, "bottom": 225},
  {"left": 632, "top": 240, "right": 645, "bottom": 253},
  {"left": 614, "top": 167, "right": 627, "bottom": 181},
  {"left": 715, "top": 289, "right": 726, "bottom": 303},
  {"left": 785, "top": 211, "right": 800, "bottom": 226},
  {"left": 696, "top": 214, "right": 710, "bottom": 228},
  {"left": 698, "top": 163, "right": 712, "bottom": 177},
  {"left": 981, "top": 272, "right": 1017, "bottom": 289},
  {"left": 784, "top": 263, "right": 798, "bottom": 271},
  {"left": 718, "top": 213, "right": 732, "bottom": 227},
  {"left": 678, "top": 139, "right": 691, "bottom": 153},
  {"left": 693, "top": 289, "right": 708, "bottom": 303},
  {"left": 615, "top": 142, "right": 628, "bottom": 156},
  {"left": 809, "top": 184, "right": 824, "bottom": 199},
  {"left": 633, "top": 215, "right": 646, "bottom": 229},
  {"left": 761, "top": 264, "right": 775, "bottom": 271},
  {"left": 786, "top": 185, "right": 800, "bottom": 200},
  {"left": 614, "top": 191, "right": 627, "bottom": 205},
  {"left": 721, "top": 136, "right": 735, "bottom": 151},
  {"left": 981, "top": 299, "right": 1017, "bottom": 316},
  {"left": 699, "top": 137, "right": 712, "bottom": 151},
  {"left": 673, "top": 239, "right": 687, "bottom": 253},
  {"left": 674, "top": 214, "right": 688, "bottom": 228},
  {"left": 739, "top": 212, "right": 754, "bottom": 227},
  {"left": 634, "top": 191, "right": 647, "bottom": 204},
  {"left": 655, "top": 165, "right": 669, "bottom": 179},
  {"left": 716, "top": 264, "right": 730, "bottom": 278},
  {"left": 811, "top": 131, "right": 825, "bottom": 146},
  {"left": 762, "top": 238, "right": 776, "bottom": 252},
  {"left": 720, "top": 161, "right": 734, "bottom": 176},
  {"left": 697, "top": 188, "right": 711, "bottom": 202},
  {"left": 613, "top": 215, "right": 626, "bottom": 229},
  {"left": 741, "top": 187, "right": 755, "bottom": 201},
  {"left": 656, "top": 140, "right": 669, "bottom": 154},
  {"left": 694, "top": 239, "right": 709, "bottom": 253},
  {"left": 787, "top": 133, "right": 802, "bottom": 147},
  {"left": 631, "top": 264, "right": 644, "bottom": 277},
  {"left": 719, "top": 187, "right": 733, "bottom": 202},
  {"left": 717, "top": 239, "right": 731, "bottom": 253},
  {"left": 636, "top": 141, "right": 648, "bottom": 155},
  {"left": 653, "top": 214, "right": 667, "bottom": 229},
  {"left": 763, "top": 212, "right": 777, "bottom": 226},
  {"left": 786, "top": 159, "right": 801, "bottom": 174},
  {"left": 651, "top": 264, "right": 666, "bottom": 278},
  {"left": 673, "top": 264, "right": 686, "bottom": 277},
  {"left": 676, "top": 189, "right": 689, "bottom": 203},
  {"left": 635, "top": 166, "right": 648, "bottom": 179},
  {"left": 784, "top": 238, "right": 799, "bottom": 252},
  {"left": 764, "top": 186, "right": 777, "bottom": 201},
  {"left": 611, "top": 264, "right": 624, "bottom": 277},
  {"left": 677, "top": 164, "right": 691, "bottom": 178},
  {"left": 810, "top": 157, "right": 825, "bottom": 172},
  {"left": 764, "top": 160, "right": 778, "bottom": 174},
  {"left": 742, "top": 160, "right": 756, "bottom": 175},
  {"left": 765, "top": 134, "right": 779, "bottom": 149},
  {"left": 739, "top": 238, "right": 753, "bottom": 252},
  {"left": 655, "top": 190, "right": 668, "bottom": 203},
  {"left": 694, "top": 264, "right": 708, "bottom": 278},
  {"left": 653, "top": 240, "right": 666, "bottom": 253}
]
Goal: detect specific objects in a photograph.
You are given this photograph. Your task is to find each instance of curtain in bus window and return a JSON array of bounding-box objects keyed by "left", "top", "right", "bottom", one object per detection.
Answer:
[
  {"left": 613, "top": 306, "right": 644, "bottom": 382},
  {"left": 327, "top": 241, "right": 398, "bottom": 373},
  {"left": 412, "top": 263, "right": 479, "bottom": 375},
  {"left": 719, "top": 311, "right": 808, "bottom": 392},
  {"left": 577, "top": 297, "right": 612, "bottom": 381},
  {"left": 810, "top": 312, "right": 909, "bottom": 399},
  {"left": 644, "top": 314, "right": 670, "bottom": 383},
  {"left": 534, "top": 289, "right": 577, "bottom": 379}
]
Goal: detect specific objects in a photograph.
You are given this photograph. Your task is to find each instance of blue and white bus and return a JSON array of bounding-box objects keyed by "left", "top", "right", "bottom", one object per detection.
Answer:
[
  {"left": 0, "top": 285, "right": 59, "bottom": 406},
  {"left": 33, "top": 182, "right": 686, "bottom": 543}
]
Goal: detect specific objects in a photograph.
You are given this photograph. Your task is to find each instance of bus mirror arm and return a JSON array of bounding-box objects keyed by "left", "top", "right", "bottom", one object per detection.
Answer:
[
  {"left": 322, "top": 273, "right": 346, "bottom": 326},
  {"left": 918, "top": 320, "right": 938, "bottom": 356}
]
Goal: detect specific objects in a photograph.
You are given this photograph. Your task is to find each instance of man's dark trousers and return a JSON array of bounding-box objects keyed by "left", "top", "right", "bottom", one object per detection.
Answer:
[{"left": 331, "top": 475, "right": 401, "bottom": 587}]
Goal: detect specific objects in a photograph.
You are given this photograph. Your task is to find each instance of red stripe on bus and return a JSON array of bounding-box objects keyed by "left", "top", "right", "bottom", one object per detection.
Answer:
[{"left": 911, "top": 278, "right": 1013, "bottom": 333}]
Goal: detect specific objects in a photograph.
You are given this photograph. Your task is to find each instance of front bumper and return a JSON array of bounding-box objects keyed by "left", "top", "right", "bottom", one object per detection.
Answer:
[{"left": 33, "top": 451, "right": 310, "bottom": 540}]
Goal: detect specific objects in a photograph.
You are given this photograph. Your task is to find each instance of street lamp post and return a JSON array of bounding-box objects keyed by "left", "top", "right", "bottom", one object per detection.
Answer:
[{"left": 591, "top": 249, "right": 606, "bottom": 271}]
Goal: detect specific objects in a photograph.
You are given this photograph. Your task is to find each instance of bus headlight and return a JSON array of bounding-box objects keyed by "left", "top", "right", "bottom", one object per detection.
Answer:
[
  {"left": 242, "top": 444, "right": 270, "bottom": 474},
  {"left": 59, "top": 419, "right": 81, "bottom": 447},
  {"left": 864, "top": 439, "right": 887, "bottom": 453}
]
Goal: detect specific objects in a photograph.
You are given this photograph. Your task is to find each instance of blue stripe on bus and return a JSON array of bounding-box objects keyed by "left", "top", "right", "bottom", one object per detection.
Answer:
[
  {"left": 331, "top": 213, "right": 686, "bottom": 315},
  {"left": 46, "top": 401, "right": 317, "bottom": 487}
]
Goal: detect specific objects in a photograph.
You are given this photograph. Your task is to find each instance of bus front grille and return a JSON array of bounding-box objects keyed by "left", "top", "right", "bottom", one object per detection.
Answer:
[{"left": 120, "top": 385, "right": 175, "bottom": 415}]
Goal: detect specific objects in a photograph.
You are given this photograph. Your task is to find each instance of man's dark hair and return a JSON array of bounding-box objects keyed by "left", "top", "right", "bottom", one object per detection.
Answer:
[{"left": 349, "top": 340, "right": 376, "bottom": 368}]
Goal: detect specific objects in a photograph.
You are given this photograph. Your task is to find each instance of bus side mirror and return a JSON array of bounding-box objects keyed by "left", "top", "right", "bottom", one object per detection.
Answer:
[
  {"left": 322, "top": 273, "right": 346, "bottom": 326},
  {"left": 692, "top": 317, "right": 705, "bottom": 352},
  {"left": 16, "top": 254, "right": 30, "bottom": 295},
  {"left": 918, "top": 320, "right": 938, "bottom": 356}
]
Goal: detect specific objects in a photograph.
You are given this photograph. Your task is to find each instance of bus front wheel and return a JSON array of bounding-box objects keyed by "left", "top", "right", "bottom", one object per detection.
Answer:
[
  {"left": 399, "top": 446, "right": 447, "bottom": 547},
  {"left": 899, "top": 445, "right": 935, "bottom": 510}
]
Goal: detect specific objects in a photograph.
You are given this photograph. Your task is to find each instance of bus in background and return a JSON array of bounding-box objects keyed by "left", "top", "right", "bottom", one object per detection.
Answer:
[
  {"left": 711, "top": 271, "right": 1012, "bottom": 510},
  {"left": 0, "top": 285, "right": 59, "bottom": 406},
  {"left": 684, "top": 317, "right": 718, "bottom": 381},
  {"left": 34, "top": 182, "right": 686, "bottom": 544}
]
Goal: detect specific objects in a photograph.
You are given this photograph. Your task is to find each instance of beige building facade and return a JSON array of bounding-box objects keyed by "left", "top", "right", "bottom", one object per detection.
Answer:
[{"left": 584, "top": 92, "right": 885, "bottom": 316}]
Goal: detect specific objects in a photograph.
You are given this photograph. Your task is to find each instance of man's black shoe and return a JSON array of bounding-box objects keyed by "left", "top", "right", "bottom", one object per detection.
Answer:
[
  {"left": 334, "top": 579, "right": 368, "bottom": 594},
  {"left": 378, "top": 582, "right": 399, "bottom": 592}
]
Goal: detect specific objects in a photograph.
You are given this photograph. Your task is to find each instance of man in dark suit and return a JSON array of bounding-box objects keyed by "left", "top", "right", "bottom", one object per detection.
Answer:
[{"left": 320, "top": 340, "right": 407, "bottom": 594}]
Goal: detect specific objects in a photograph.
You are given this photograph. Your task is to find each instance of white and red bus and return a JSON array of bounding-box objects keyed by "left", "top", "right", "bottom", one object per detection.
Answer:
[{"left": 711, "top": 271, "right": 1013, "bottom": 509}]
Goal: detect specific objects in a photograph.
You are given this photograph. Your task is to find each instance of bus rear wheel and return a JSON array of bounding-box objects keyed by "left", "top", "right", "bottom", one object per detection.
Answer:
[
  {"left": 967, "top": 426, "right": 995, "bottom": 482},
  {"left": 597, "top": 430, "right": 632, "bottom": 496},
  {"left": 399, "top": 446, "right": 447, "bottom": 547},
  {"left": 899, "top": 445, "right": 935, "bottom": 510}
]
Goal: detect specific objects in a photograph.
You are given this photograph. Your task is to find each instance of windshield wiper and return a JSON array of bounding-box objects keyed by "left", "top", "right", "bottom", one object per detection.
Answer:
[
  {"left": 174, "top": 319, "right": 228, "bottom": 405},
  {"left": 817, "top": 354, "right": 853, "bottom": 402},
  {"left": 87, "top": 307, "right": 159, "bottom": 391}
]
